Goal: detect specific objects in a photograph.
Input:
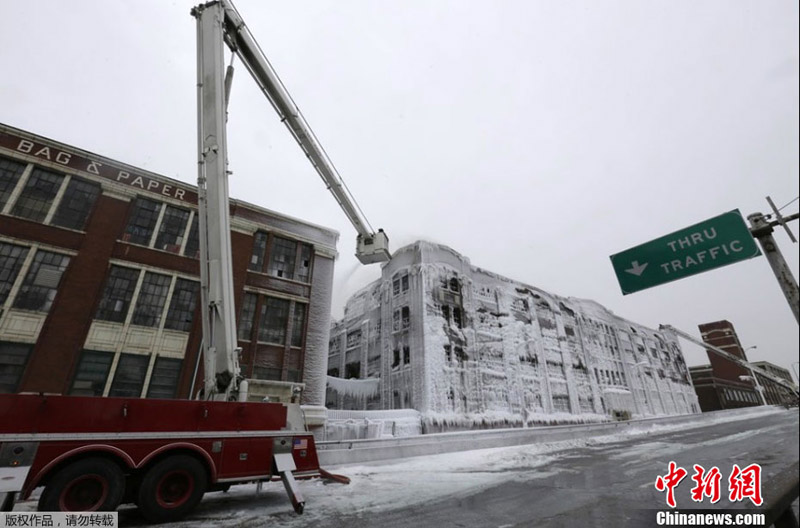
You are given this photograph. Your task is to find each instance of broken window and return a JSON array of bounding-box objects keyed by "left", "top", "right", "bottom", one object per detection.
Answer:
[
  {"left": 95, "top": 266, "right": 140, "bottom": 323},
  {"left": 164, "top": 278, "right": 199, "bottom": 332},
  {"left": 154, "top": 205, "right": 190, "bottom": 253},
  {"left": 345, "top": 362, "right": 360, "bottom": 379},
  {"left": 444, "top": 344, "right": 452, "bottom": 362},
  {"left": 454, "top": 346, "right": 467, "bottom": 363},
  {"left": 403, "top": 345, "right": 410, "bottom": 364},
  {"left": 131, "top": 272, "right": 171, "bottom": 327},
  {"left": 564, "top": 326, "right": 575, "bottom": 337},
  {"left": 442, "top": 305, "right": 451, "bottom": 323},
  {"left": 449, "top": 277, "right": 460, "bottom": 293},
  {"left": 401, "top": 306, "right": 410, "bottom": 329},
  {"left": 258, "top": 297, "right": 290, "bottom": 344},
  {"left": 392, "top": 348, "right": 400, "bottom": 368},
  {"left": 237, "top": 293, "right": 258, "bottom": 340},
  {"left": 123, "top": 197, "right": 161, "bottom": 246},
  {"left": 267, "top": 236, "right": 297, "bottom": 280},
  {"left": 0, "top": 242, "right": 29, "bottom": 305},
  {"left": 12, "top": 250, "right": 70, "bottom": 313},
  {"left": 453, "top": 307, "right": 462, "bottom": 328},
  {"left": 327, "top": 367, "right": 340, "bottom": 377}
]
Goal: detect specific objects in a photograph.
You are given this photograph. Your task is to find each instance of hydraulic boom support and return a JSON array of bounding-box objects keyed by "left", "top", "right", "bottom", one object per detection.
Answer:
[{"left": 192, "top": 1, "right": 389, "bottom": 400}]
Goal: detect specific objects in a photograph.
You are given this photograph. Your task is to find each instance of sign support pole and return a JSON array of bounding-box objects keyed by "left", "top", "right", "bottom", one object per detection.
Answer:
[{"left": 747, "top": 212, "right": 800, "bottom": 324}]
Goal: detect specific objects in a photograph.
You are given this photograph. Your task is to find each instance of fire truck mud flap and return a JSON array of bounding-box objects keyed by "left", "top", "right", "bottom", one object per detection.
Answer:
[
  {"left": 0, "top": 442, "right": 38, "bottom": 511},
  {"left": 273, "top": 438, "right": 304, "bottom": 514}
]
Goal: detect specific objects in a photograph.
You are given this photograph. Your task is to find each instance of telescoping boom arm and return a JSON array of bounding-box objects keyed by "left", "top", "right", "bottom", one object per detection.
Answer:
[{"left": 192, "top": 1, "right": 389, "bottom": 401}]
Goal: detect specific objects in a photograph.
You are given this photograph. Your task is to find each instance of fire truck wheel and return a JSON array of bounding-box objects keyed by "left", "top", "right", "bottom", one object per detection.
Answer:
[
  {"left": 137, "top": 455, "right": 207, "bottom": 523},
  {"left": 38, "top": 458, "right": 125, "bottom": 512}
]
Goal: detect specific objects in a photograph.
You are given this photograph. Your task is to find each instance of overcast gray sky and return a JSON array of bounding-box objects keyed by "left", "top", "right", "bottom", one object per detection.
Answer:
[{"left": 2, "top": 1, "right": 797, "bottom": 376}]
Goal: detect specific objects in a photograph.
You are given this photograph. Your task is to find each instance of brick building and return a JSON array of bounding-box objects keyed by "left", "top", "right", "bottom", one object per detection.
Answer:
[
  {"left": 0, "top": 123, "right": 337, "bottom": 404},
  {"left": 326, "top": 241, "right": 699, "bottom": 428},
  {"left": 689, "top": 320, "right": 795, "bottom": 411}
]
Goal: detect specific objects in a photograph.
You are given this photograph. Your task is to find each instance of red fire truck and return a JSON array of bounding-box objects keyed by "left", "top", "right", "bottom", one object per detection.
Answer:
[{"left": 0, "top": 0, "right": 389, "bottom": 522}]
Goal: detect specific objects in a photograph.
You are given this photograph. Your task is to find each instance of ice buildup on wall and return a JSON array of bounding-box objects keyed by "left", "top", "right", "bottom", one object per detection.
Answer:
[{"left": 327, "top": 241, "right": 699, "bottom": 430}]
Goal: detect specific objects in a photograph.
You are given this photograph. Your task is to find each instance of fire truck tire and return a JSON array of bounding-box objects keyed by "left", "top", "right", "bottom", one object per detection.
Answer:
[
  {"left": 38, "top": 458, "right": 125, "bottom": 512},
  {"left": 137, "top": 455, "right": 207, "bottom": 523}
]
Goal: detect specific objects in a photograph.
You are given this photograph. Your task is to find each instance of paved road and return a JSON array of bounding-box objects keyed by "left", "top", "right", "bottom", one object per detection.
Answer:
[
  {"left": 294, "top": 409, "right": 798, "bottom": 528},
  {"left": 26, "top": 408, "right": 791, "bottom": 527}
]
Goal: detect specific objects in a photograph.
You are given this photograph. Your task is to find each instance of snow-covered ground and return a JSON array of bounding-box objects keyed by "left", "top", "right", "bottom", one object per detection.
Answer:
[{"left": 12, "top": 406, "right": 791, "bottom": 526}]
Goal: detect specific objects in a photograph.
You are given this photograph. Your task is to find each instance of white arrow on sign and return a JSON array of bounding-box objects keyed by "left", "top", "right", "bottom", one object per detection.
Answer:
[{"left": 625, "top": 261, "right": 648, "bottom": 276}]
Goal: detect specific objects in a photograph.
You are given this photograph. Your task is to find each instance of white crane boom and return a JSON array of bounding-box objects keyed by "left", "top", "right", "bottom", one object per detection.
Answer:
[{"left": 192, "top": 0, "right": 390, "bottom": 401}]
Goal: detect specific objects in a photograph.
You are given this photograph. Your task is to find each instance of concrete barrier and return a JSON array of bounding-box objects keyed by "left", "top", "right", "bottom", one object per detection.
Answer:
[{"left": 317, "top": 406, "right": 781, "bottom": 467}]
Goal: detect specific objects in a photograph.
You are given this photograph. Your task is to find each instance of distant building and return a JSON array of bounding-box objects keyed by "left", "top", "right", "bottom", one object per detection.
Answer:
[
  {"left": 326, "top": 241, "right": 699, "bottom": 429},
  {"left": 690, "top": 320, "right": 795, "bottom": 411},
  {"left": 751, "top": 361, "right": 797, "bottom": 406},
  {"left": 0, "top": 123, "right": 338, "bottom": 404}
]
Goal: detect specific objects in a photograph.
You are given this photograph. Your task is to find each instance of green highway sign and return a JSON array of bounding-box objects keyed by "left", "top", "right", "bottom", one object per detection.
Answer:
[{"left": 610, "top": 210, "right": 761, "bottom": 295}]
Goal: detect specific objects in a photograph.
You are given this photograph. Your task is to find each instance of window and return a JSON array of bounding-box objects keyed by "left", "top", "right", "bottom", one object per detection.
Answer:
[
  {"left": 442, "top": 305, "right": 450, "bottom": 323},
  {"left": 109, "top": 353, "right": 150, "bottom": 397},
  {"left": 454, "top": 346, "right": 467, "bottom": 363},
  {"left": 345, "top": 362, "right": 360, "bottom": 379},
  {"left": 95, "top": 266, "right": 140, "bottom": 322},
  {"left": 10, "top": 168, "right": 64, "bottom": 222},
  {"left": 50, "top": 177, "right": 100, "bottom": 230},
  {"left": 154, "top": 205, "right": 190, "bottom": 253},
  {"left": 123, "top": 197, "right": 161, "bottom": 245},
  {"left": 164, "top": 278, "right": 199, "bottom": 332},
  {"left": 258, "top": 297, "right": 289, "bottom": 344},
  {"left": 249, "top": 232, "right": 268, "bottom": 271},
  {"left": 69, "top": 350, "right": 113, "bottom": 396},
  {"left": 403, "top": 345, "right": 410, "bottom": 364},
  {"left": 552, "top": 395, "right": 571, "bottom": 413},
  {"left": 183, "top": 215, "right": 200, "bottom": 259},
  {"left": 0, "top": 243, "right": 29, "bottom": 305},
  {"left": 291, "top": 303, "right": 306, "bottom": 347},
  {"left": 392, "top": 348, "right": 400, "bottom": 368},
  {"left": 253, "top": 366, "right": 281, "bottom": 381},
  {"left": 296, "top": 244, "right": 312, "bottom": 283},
  {"left": 146, "top": 357, "right": 182, "bottom": 399},
  {"left": 268, "top": 237, "right": 297, "bottom": 280},
  {"left": 0, "top": 342, "right": 32, "bottom": 393},
  {"left": 328, "top": 367, "right": 340, "bottom": 377},
  {"left": 131, "top": 272, "right": 171, "bottom": 327},
  {"left": 346, "top": 330, "right": 361, "bottom": 348},
  {"left": 12, "top": 250, "right": 70, "bottom": 313},
  {"left": 393, "top": 277, "right": 400, "bottom": 296},
  {"left": 444, "top": 344, "right": 452, "bottom": 362},
  {"left": 237, "top": 293, "right": 258, "bottom": 340},
  {"left": 401, "top": 274, "right": 409, "bottom": 292},
  {"left": 449, "top": 278, "right": 460, "bottom": 293},
  {"left": 0, "top": 156, "right": 26, "bottom": 211},
  {"left": 401, "top": 306, "right": 410, "bottom": 329},
  {"left": 453, "top": 307, "right": 462, "bottom": 328}
]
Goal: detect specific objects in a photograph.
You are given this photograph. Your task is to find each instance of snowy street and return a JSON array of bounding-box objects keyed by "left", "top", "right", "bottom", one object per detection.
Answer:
[{"left": 14, "top": 406, "right": 785, "bottom": 528}]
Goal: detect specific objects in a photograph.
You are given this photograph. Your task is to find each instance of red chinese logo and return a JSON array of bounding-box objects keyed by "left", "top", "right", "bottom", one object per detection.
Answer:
[
  {"left": 655, "top": 462, "right": 763, "bottom": 508},
  {"left": 690, "top": 464, "right": 722, "bottom": 504},
  {"left": 655, "top": 461, "right": 688, "bottom": 508},
  {"left": 729, "top": 464, "right": 763, "bottom": 506}
]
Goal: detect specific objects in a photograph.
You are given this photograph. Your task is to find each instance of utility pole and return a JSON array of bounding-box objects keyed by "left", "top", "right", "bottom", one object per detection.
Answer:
[{"left": 747, "top": 212, "right": 799, "bottom": 324}]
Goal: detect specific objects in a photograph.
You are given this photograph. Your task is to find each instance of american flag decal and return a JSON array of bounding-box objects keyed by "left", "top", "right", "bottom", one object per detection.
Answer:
[{"left": 293, "top": 438, "right": 308, "bottom": 450}]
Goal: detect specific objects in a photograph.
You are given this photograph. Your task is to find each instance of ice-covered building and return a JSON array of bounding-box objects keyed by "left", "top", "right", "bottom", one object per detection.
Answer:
[{"left": 327, "top": 241, "right": 699, "bottom": 429}]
